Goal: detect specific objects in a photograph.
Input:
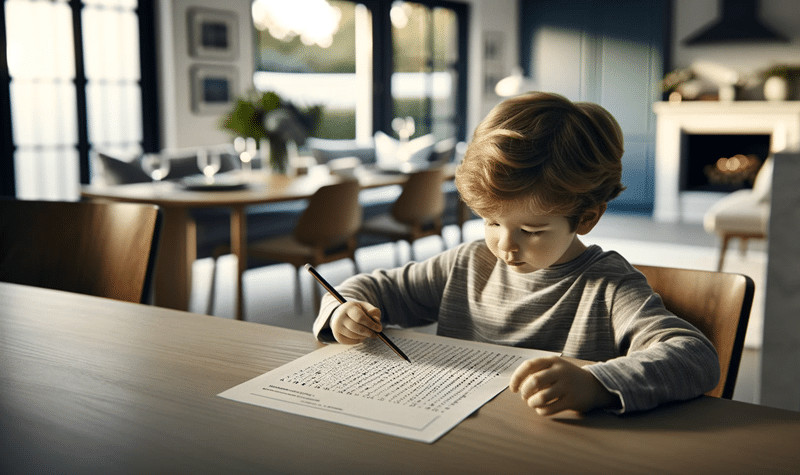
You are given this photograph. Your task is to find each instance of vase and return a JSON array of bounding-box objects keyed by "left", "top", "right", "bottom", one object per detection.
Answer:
[{"left": 764, "top": 76, "right": 788, "bottom": 101}]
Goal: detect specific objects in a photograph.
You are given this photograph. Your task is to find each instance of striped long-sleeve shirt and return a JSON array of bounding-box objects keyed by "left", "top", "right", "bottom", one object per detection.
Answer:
[{"left": 313, "top": 240, "right": 720, "bottom": 413}]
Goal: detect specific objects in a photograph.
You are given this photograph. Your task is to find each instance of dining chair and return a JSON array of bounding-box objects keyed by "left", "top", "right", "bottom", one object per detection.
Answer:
[
  {"left": 634, "top": 264, "right": 755, "bottom": 399},
  {"left": 359, "top": 167, "right": 446, "bottom": 265},
  {"left": 213, "top": 180, "right": 362, "bottom": 314},
  {"left": 0, "top": 199, "right": 161, "bottom": 304}
]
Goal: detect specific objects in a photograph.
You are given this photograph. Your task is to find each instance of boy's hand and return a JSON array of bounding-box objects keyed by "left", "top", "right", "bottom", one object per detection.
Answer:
[
  {"left": 330, "top": 301, "right": 383, "bottom": 345},
  {"left": 509, "top": 356, "right": 618, "bottom": 416}
]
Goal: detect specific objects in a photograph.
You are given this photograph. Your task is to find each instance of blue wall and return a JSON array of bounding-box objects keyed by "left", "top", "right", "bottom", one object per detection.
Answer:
[{"left": 519, "top": 0, "right": 671, "bottom": 214}]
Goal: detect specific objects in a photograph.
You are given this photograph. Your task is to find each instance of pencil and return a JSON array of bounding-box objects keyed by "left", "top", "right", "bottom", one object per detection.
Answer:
[{"left": 305, "top": 264, "right": 411, "bottom": 362}]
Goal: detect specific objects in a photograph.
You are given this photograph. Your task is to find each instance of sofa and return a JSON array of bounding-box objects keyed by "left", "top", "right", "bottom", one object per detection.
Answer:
[{"left": 94, "top": 136, "right": 467, "bottom": 266}]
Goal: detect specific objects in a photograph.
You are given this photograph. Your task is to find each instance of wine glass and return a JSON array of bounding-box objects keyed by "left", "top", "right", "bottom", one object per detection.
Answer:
[
  {"left": 233, "top": 136, "right": 252, "bottom": 173},
  {"left": 197, "top": 148, "right": 221, "bottom": 183},
  {"left": 141, "top": 152, "right": 171, "bottom": 188}
]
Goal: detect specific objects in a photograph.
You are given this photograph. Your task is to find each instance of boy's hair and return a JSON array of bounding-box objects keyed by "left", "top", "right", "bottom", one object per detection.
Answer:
[{"left": 455, "top": 92, "right": 625, "bottom": 229}]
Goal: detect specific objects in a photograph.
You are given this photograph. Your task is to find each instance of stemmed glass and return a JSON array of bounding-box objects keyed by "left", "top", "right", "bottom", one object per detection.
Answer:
[
  {"left": 392, "top": 116, "right": 416, "bottom": 163},
  {"left": 141, "top": 152, "right": 171, "bottom": 189},
  {"left": 233, "top": 136, "right": 252, "bottom": 173},
  {"left": 197, "top": 148, "right": 221, "bottom": 183}
]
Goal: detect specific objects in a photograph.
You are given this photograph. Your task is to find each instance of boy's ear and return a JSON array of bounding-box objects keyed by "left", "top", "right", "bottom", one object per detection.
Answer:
[{"left": 576, "top": 203, "right": 607, "bottom": 235}]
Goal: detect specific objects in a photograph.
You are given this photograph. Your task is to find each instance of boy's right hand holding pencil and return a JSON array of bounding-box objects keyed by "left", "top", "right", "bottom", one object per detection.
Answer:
[{"left": 330, "top": 300, "right": 384, "bottom": 345}]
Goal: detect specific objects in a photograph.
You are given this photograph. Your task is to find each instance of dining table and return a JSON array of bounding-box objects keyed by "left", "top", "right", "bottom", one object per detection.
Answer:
[
  {"left": 2, "top": 281, "right": 800, "bottom": 474},
  {"left": 81, "top": 163, "right": 459, "bottom": 320}
]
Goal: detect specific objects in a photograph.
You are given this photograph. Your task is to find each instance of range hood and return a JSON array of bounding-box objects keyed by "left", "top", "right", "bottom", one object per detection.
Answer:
[{"left": 683, "top": 0, "right": 788, "bottom": 45}]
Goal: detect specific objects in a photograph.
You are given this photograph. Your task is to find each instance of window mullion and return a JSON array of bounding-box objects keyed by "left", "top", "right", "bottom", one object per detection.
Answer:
[
  {"left": 69, "top": 0, "right": 89, "bottom": 184},
  {"left": 0, "top": 1, "right": 15, "bottom": 197}
]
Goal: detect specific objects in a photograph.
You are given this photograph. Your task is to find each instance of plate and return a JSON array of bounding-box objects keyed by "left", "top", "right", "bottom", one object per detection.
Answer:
[{"left": 180, "top": 175, "right": 248, "bottom": 191}]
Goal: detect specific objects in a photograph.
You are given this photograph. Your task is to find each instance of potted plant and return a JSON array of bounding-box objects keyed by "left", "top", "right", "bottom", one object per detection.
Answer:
[{"left": 220, "top": 91, "right": 323, "bottom": 173}]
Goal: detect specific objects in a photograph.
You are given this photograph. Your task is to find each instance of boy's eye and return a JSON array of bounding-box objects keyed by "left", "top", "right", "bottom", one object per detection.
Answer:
[{"left": 521, "top": 229, "right": 541, "bottom": 236}]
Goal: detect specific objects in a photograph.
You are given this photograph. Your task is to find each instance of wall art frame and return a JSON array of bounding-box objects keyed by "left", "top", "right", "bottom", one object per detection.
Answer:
[
  {"left": 190, "top": 65, "right": 238, "bottom": 115},
  {"left": 188, "top": 7, "right": 239, "bottom": 60}
]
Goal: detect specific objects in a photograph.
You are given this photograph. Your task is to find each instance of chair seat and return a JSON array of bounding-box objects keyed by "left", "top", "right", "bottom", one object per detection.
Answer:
[
  {"left": 360, "top": 214, "right": 440, "bottom": 240},
  {"left": 703, "top": 189, "right": 769, "bottom": 235},
  {"left": 249, "top": 234, "right": 353, "bottom": 268}
]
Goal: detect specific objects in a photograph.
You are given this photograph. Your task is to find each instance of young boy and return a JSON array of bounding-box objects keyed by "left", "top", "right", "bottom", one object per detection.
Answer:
[{"left": 313, "top": 92, "right": 719, "bottom": 415}]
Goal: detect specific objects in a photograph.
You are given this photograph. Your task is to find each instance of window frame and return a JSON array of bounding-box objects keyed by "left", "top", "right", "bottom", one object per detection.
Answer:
[
  {"left": 0, "top": 0, "right": 159, "bottom": 197},
  {"left": 363, "top": 0, "right": 469, "bottom": 140}
]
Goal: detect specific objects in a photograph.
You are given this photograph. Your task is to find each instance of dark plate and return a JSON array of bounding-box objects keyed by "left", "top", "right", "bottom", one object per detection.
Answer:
[{"left": 180, "top": 175, "right": 248, "bottom": 191}]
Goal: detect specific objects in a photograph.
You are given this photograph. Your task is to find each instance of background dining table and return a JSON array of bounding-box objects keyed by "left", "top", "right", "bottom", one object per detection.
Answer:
[
  {"left": 2, "top": 281, "right": 800, "bottom": 474},
  {"left": 81, "top": 164, "right": 458, "bottom": 319}
]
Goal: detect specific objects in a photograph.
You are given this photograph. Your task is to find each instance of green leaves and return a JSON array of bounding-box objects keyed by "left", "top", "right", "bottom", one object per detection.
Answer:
[
  {"left": 220, "top": 90, "right": 324, "bottom": 172},
  {"left": 221, "top": 98, "right": 267, "bottom": 140}
]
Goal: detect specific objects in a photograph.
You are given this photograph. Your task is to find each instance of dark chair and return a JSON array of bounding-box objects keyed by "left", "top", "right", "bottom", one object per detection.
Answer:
[
  {"left": 212, "top": 180, "right": 362, "bottom": 314},
  {"left": 634, "top": 264, "right": 755, "bottom": 399},
  {"left": 0, "top": 199, "right": 161, "bottom": 304},
  {"left": 359, "top": 167, "right": 446, "bottom": 264}
]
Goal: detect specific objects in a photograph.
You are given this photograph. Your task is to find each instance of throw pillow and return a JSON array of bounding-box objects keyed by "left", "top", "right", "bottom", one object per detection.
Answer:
[
  {"left": 751, "top": 156, "right": 773, "bottom": 203},
  {"left": 96, "top": 152, "right": 151, "bottom": 185},
  {"left": 374, "top": 131, "right": 436, "bottom": 171},
  {"left": 305, "top": 137, "right": 376, "bottom": 165}
]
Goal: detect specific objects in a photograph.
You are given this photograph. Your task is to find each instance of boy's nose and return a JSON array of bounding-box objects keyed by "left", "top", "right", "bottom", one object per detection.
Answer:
[{"left": 497, "top": 230, "right": 519, "bottom": 252}]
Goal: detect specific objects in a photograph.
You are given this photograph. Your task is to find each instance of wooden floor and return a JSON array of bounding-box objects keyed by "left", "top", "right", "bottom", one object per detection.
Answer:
[{"left": 189, "top": 212, "right": 764, "bottom": 406}]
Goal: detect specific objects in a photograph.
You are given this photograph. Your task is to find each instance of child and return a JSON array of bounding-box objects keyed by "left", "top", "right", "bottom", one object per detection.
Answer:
[{"left": 313, "top": 92, "right": 719, "bottom": 415}]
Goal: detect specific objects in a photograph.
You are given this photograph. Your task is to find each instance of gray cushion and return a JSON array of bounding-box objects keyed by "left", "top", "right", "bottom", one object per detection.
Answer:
[
  {"left": 96, "top": 151, "right": 239, "bottom": 185},
  {"left": 306, "top": 137, "right": 376, "bottom": 164},
  {"left": 96, "top": 153, "right": 151, "bottom": 185}
]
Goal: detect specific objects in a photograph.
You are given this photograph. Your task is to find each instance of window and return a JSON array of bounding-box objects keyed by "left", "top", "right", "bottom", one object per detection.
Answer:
[
  {"left": 391, "top": 1, "right": 461, "bottom": 139},
  {"left": 1, "top": 0, "right": 155, "bottom": 199},
  {"left": 251, "top": 0, "right": 467, "bottom": 142},
  {"left": 252, "top": 0, "right": 370, "bottom": 140}
]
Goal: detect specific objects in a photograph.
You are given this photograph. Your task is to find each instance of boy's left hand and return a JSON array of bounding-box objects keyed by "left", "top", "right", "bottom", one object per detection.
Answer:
[{"left": 509, "top": 356, "right": 618, "bottom": 416}]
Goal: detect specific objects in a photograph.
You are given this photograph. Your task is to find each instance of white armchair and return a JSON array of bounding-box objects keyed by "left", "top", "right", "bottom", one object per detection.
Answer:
[{"left": 703, "top": 157, "right": 772, "bottom": 271}]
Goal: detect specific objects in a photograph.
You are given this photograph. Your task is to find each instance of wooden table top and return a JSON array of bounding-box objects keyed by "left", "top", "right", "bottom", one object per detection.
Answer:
[
  {"left": 81, "top": 163, "right": 457, "bottom": 208},
  {"left": 2, "top": 282, "right": 799, "bottom": 473}
]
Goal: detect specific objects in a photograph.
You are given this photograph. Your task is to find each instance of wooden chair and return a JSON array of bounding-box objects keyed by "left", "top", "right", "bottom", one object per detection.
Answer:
[
  {"left": 224, "top": 180, "right": 363, "bottom": 314},
  {"left": 359, "top": 167, "right": 446, "bottom": 264},
  {"left": 0, "top": 199, "right": 161, "bottom": 304},
  {"left": 634, "top": 264, "right": 755, "bottom": 399}
]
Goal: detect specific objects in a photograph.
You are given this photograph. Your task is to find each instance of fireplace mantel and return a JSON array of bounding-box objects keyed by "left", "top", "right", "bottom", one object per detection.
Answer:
[{"left": 653, "top": 101, "right": 800, "bottom": 222}]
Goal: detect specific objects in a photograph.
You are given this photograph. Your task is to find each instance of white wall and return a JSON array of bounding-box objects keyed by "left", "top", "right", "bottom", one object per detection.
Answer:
[
  {"left": 156, "top": 0, "right": 254, "bottom": 149},
  {"left": 671, "top": 0, "right": 800, "bottom": 74},
  {"left": 461, "top": 0, "right": 519, "bottom": 139}
]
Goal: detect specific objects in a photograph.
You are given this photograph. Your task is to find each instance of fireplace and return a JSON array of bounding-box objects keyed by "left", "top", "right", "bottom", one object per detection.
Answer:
[
  {"left": 653, "top": 101, "right": 800, "bottom": 223},
  {"left": 681, "top": 133, "right": 771, "bottom": 193}
]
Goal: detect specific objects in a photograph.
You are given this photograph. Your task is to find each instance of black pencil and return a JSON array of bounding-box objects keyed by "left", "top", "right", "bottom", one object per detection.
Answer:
[{"left": 305, "top": 264, "right": 411, "bottom": 362}]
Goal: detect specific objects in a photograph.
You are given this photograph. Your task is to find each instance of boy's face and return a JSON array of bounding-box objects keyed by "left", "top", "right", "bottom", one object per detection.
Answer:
[{"left": 481, "top": 201, "right": 590, "bottom": 273}]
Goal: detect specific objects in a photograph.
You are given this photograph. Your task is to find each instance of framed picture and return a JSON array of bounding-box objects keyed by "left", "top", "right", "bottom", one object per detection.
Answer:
[
  {"left": 188, "top": 7, "right": 239, "bottom": 60},
  {"left": 190, "top": 65, "right": 238, "bottom": 115},
  {"left": 482, "top": 31, "right": 505, "bottom": 96}
]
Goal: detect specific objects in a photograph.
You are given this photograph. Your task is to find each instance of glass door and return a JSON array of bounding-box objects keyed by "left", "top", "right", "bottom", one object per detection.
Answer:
[{"left": 390, "top": 1, "right": 459, "bottom": 140}]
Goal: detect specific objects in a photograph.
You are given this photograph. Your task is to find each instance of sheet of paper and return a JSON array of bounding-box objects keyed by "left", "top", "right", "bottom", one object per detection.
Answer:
[{"left": 218, "top": 329, "right": 557, "bottom": 443}]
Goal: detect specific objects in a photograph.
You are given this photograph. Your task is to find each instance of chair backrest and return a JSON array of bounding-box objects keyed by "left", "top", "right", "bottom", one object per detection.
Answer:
[
  {"left": 634, "top": 264, "right": 754, "bottom": 399},
  {"left": 0, "top": 199, "right": 161, "bottom": 304},
  {"left": 294, "top": 180, "right": 362, "bottom": 247},
  {"left": 391, "top": 167, "right": 445, "bottom": 225}
]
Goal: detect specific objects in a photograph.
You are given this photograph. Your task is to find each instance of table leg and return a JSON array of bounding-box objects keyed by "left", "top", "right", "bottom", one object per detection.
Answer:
[
  {"left": 153, "top": 206, "right": 196, "bottom": 311},
  {"left": 230, "top": 206, "right": 247, "bottom": 320}
]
